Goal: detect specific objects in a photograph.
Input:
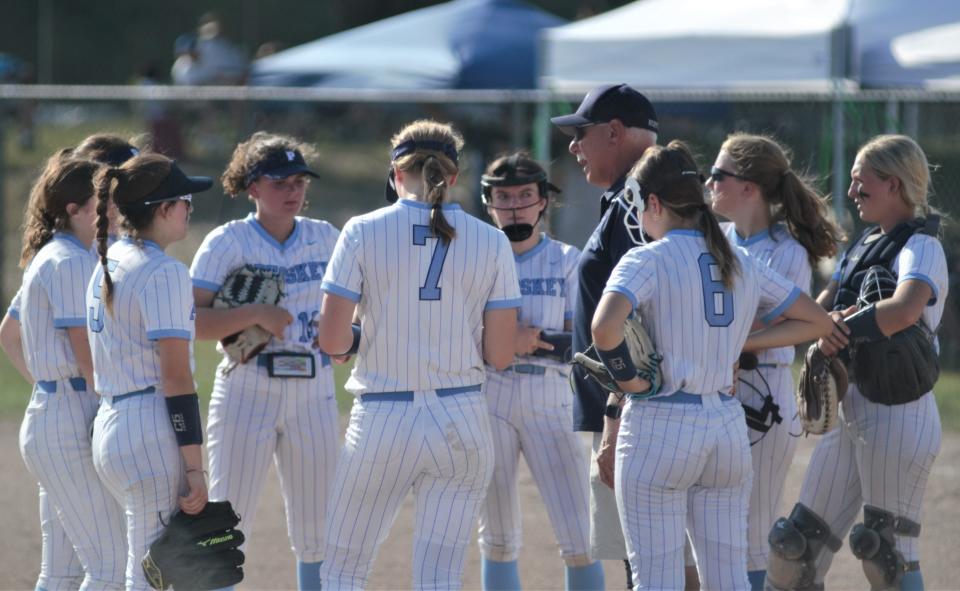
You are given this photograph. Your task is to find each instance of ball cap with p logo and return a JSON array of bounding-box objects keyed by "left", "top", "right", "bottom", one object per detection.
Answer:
[
  {"left": 245, "top": 148, "right": 320, "bottom": 187},
  {"left": 551, "top": 83, "right": 658, "bottom": 135}
]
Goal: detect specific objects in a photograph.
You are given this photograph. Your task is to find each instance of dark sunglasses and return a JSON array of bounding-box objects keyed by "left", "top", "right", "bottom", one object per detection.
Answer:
[
  {"left": 573, "top": 122, "right": 605, "bottom": 142},
  {"left": 709, "top": 166, "right": 749, "bottom": 183}
]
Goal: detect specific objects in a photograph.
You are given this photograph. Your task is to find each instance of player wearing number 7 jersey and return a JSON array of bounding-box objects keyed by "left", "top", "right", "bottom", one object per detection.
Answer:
[
  {"left": 316, "top": 120, "right": 520, "bottom": 590},
  {"left": 190, "top": 133, "right": 340, "bottom": 590}
]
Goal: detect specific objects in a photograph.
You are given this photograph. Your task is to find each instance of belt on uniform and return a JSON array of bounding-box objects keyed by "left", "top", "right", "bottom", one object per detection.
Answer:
[
  {"left": 35, "top": 377, "right": 87, "bottom": 393},
  {"left": 505, "top": 363, "right": 547, "bottom": 375},
  {"left": 256, "top": 352, "right": 330, "bottom": 378},
  {"left": 361, "top": 384, "right": 481, "bottom": 402},
  {"left": 110, "top": 386, "right": 156, "bottom": 403},
  {"left": 503, "top": 363, "right": 568, "bottom": 377},
  {"left": 632, "top": 390, "right": 735, "bottom": 405},
  {"left": 756, "top": 362, "right": 790, "bottom": 369}
]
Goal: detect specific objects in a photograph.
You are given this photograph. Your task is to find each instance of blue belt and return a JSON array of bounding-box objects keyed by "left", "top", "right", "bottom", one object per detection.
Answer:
[
  {"left": 632, "top": 390, "right": 735, "bottom": 404},
  {"left": 110, "top": 386, "right": 156, "bottom": 402},
  {"left": 505, "top": 363, "right": 547, "bottom": 375},
  {"left": 256, "top": 353, "right": 330, "bottom": 369},
  {"left": 361, "top": 384, "right": 481, "bottom": 402},
  {"left": 35, "top": 377, "right": 87, "bottom": 393}
]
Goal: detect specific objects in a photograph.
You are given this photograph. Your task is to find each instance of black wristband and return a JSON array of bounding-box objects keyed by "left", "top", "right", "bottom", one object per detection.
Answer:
[
  {"left": 345, "top": 323, "right": 362, "bottom": 355},
  {"left": 845, "top": 303, "right": 886, "bottom": 343},
  {"left": 165, "top": 393, "right": 203, "bottom": 447},
  {"left": 596, "top": 339, "right": 639, "bottom": 382},
  {"left": 533, "top": 330, "right": 572, "bottom": 362}
]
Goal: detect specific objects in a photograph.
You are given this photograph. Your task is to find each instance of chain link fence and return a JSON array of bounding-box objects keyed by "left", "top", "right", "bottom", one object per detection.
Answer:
[{"left": 0, "top": 85, "right": 957, "bottom": 365}]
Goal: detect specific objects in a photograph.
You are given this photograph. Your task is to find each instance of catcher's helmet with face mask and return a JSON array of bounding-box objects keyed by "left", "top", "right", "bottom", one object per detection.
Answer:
[
  {"left": 481, "top": 154, "right": 560, "bottom": 242},
  {"left": 857, "top": 265, "right": 898, "bottom": 308}
]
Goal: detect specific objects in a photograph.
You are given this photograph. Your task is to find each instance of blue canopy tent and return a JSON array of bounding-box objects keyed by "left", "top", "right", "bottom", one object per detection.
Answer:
[{"left": 250, "top": 0, "right": 565, "bottom": 89}]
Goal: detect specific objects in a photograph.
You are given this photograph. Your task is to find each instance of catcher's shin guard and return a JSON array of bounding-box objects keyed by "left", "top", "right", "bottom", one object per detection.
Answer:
[
  {"left": 765, "top": 503, "right": 841, "bottom": 590},
  {"left": 849, "top": 505, "right": 921, "bottom": 590}
]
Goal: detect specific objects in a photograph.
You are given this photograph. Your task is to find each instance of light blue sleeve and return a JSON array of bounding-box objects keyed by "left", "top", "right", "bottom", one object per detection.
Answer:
[
  {"left": 190, "top": 226, "right": 242, "bottom": 293},
  {"left": 142, "top": 261, "right": 195, "bottom": 340},
  {"left": 485, "top": 232, "right": 522, "bottom": 310},
  {"left": 49, "top": 254, "right": 95, "bottom": 328},
  {"left": 321, "top": 218, "right": 363, "bottom": 302}
]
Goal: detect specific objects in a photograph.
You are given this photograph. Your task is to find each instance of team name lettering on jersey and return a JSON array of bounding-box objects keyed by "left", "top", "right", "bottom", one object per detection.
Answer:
[{"left": 519, "top": 277, "right": 566, "bottom": 297}]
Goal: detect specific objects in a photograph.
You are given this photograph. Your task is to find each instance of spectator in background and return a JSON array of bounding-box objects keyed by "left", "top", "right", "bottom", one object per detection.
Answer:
[
  {"left": 171, "top": 33, "right": 205, "bottom": 86},
  {"left": 195, "top": 12, "right": 248, "bottom": 85}
]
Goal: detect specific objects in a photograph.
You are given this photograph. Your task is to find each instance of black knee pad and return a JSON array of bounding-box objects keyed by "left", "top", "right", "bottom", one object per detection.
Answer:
[
  {"left": 765, "top": 503, "right": 841, "bottom": 590},
  {"left": 849, "top": 505, "right": 921, "bottom": 590}
]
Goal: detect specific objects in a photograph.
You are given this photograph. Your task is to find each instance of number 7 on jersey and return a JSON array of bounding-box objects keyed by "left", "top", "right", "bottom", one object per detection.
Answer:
[{"left": 413, "top": 225, "right": 449, "bottom": 301}]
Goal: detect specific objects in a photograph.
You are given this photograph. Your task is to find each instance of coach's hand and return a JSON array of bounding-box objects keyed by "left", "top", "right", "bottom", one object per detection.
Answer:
[
  {"left": 515, "top": 325, "right": 553, "bottom": 356},
  {"left": 255, "top": 304, "right": 294, "bottom": 339},
  {"left": 818, "top": 306, "right": 855, "bottom": 357},
  {"left": 598, "top": 419, "right": 619, "bottom": 489},
  {"left": 180, "top": 469, "right": 209, "bottom": 515}
]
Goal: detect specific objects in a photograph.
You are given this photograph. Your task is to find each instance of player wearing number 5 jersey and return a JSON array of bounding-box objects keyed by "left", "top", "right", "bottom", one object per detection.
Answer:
[
  {"left": 190, "top": 133, "right": 340, "bottom": 591},
  {"left": 591, "top": 142, "right": 832, "bottom": 590},
  {"left": 87, "top": 154, "right": 212, "bottom": 590},
  {"left": 316, "top": 120, "right": 520, "bottom": 590}
]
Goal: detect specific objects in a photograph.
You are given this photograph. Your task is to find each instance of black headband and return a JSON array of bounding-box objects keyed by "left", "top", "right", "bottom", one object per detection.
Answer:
[{"left": 390, "top": 140, "right": 458, "bottom": 164}]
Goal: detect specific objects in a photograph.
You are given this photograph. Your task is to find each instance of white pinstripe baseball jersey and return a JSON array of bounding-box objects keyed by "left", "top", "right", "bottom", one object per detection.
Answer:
[
  {"left": 13, "top": 234, "right": 96, "bottom": 381},
  {"left": 86, "top": 238, "right": 195, "bottom": 396},
  {"left": 513, "top": 234, "right": 579, "bottom": 369},
  {"left": 889, "top": 234, "right": 946, "bottom": 337},
  {"left": 723, "top": 222, "right": 811, "bottom": 366},
  {"left": 322, "top": 198, "right": 522, "bottom": 394},
  {"left": 604, "top": 229, "right": 801, "bottom": 396},
  {"left": 190, "top": 213, "right": 339, "bottom": 355}
]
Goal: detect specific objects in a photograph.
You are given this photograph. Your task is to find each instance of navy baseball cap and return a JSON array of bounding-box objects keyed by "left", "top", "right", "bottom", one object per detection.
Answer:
[
  {"left": 551, "top": 83, "right": 658, "bottom": 135},
  {"left": 139, "top": 161, "right": 212, "bottom": 204},
  {"left": 245, "top": 148, "right": 319, "bottom": 187}
]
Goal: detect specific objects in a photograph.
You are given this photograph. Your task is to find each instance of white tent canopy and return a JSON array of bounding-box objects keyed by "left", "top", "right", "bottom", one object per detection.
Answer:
[
  {"left": 540, "top": 0, "right": 851, "bottom": 91},
  {"left": 540, "top": 0, "right": 960, "bottom": 91}
]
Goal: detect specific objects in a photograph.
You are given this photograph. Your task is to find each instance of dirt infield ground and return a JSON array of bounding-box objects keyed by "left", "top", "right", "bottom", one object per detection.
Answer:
[{"left": 2, "top": 419, "right": 958, "bottom": 590}]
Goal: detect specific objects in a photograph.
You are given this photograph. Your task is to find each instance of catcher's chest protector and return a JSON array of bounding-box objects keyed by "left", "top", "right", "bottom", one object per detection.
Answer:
[{"left": 833, "top": 216, "right": 939, "bottom": 311}]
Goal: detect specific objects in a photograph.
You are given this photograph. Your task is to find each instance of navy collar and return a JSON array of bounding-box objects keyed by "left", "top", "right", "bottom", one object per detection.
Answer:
[{"left": 600, "top": 175, "right": 627, "bottom": 216}]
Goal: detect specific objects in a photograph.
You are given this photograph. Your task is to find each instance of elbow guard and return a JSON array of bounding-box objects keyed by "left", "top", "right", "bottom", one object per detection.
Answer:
[
  {"left": 845, "top": 304, "right": 886, "bottom": 343},
  {"left": 533, "top": 330, "right": 572, "bottom": 362}
]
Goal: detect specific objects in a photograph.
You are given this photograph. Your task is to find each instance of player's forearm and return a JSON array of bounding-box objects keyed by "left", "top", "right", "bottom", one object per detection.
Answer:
[
  {"left": 744, "top": 319, "right": 830, "bottom": 352},
  {"left": 66, "top": 327, "right": 95, "bottom": 387},
  {"left": 0, "top": 315, "right": 32, "bottom": 383},
  {"left": 179, "top": 444, "right": 204, "bottom": 472},
  {"left": 816, "top": 280, "right": 838, "bottom": 310},
  {"left": 193, "top": 305, "right": 262, "bottom": 340}
]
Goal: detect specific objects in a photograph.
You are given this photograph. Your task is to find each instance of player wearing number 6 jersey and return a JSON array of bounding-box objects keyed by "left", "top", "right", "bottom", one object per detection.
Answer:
[
  {"left": 316, "top": 120, "right": 520, "bottom": 590},
  {"left": 190, "top": 133, "right": 340, "bottom": 591},
  {"left": 591, "top": 141, "right": 833, "bottom": 590}
]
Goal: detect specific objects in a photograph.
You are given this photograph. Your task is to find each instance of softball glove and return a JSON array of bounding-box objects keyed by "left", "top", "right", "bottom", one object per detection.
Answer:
[
  {"left": 213, "top": 265, "right": 285, "bottom": 364},
  {"left": 796, "top": 343, "right": 848, "bottom": 435},
  {"left": 142, "top": 500, "right": 245, "bottom": 590},
  {"left": 571, "top": 315, "right": 663, "bottom": 398}
]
